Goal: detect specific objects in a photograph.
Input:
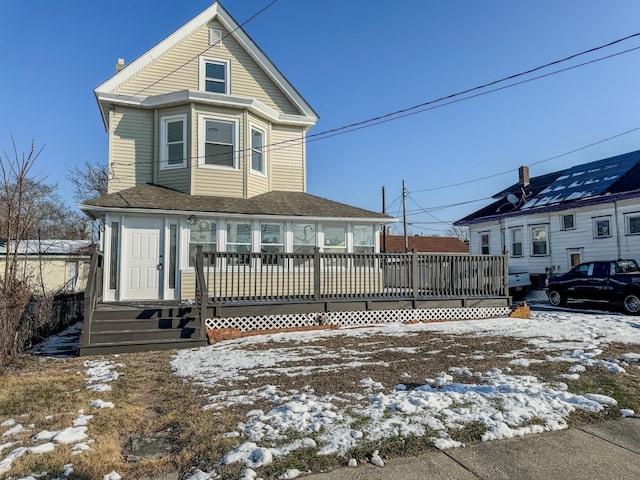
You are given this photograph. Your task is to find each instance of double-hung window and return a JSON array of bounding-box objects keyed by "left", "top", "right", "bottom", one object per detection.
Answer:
[
  {"left": 510, "top": 227, "right": 523, "bottom": 257},
  {"left": 161, "top": 115, "right": 186, "bottom": 169},
  {"left": 480, "top": 233, "right": 490, "bottom": 255},
  {"left": 250, "top": 125, "right": 266, "bottom": 174},
  {"left": 593, "top": 216, "right": 611, "bottom": 238},
  {"left": 200, "top": 58, "right": 229, "bottom": 94},
  {"left": 530, "top": 225, "right": 549, "bottom": 255},
  {"left": 626, "top": 213, "right": 640, "bottom": 235},
  {"left": 202, "top": 118, "right": 237, "bottom": 168}
]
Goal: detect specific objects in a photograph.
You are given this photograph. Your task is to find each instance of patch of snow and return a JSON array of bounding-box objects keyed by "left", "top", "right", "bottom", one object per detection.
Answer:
[
  {"left": 103, "top": 471, "right": 121, "bottom": 480},
  {"left": 221, "top": 442, "right": 275, "bottom": 468},
  {"left": 370, "top": 450, "right": 384, "bottom": 467},
  {"left": 621, "top": 353, "right": 640, "bottom": 362},
  {"left": 90, "top": 399, "right": 115, "bottom": 409},
  {"left": 185, "top": 469, "right": 218, "bottom": 480},
  {"left": 1, "top": 419, "right": 16, "bottom": 428},
  {"left": 53, "top": 427, "right": 88, "bottom": 445},
  {"left": 509, "top": 358, "right": 543, "bottom": 367},
  {"left": 279, "top": 468, "right": 302, "bottom": 479},
  {"left": 347, "top": 458, "right": 358, "bottom": 467},
  {"left": 0, "top": 446, "right": 27, "bottom": 475},
  {"left": 0, "top": 442, "right": 18, "bottom": 454},
  {"left": 28, "top": 442, "right": 55, "bottom": 454},
  {"left": 620, "top": 409, "right": 635, "bottom": 417},
  {"left": 2, "top": 423, "right": 24, "bottom": 437}
]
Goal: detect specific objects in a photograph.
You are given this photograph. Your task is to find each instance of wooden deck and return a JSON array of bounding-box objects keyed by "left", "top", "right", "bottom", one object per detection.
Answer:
[{"left": 79, "top": 249, "right": 510, "bottom": 355}]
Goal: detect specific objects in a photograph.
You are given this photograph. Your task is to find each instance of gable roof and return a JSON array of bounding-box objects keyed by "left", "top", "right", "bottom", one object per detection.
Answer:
[
  {"left": 94, "top": 2, "right": 318, "bottom": 126},
  {"left": 80, "top": 184, "right": 393, "bottom": 222},
  {"left": 381, "top": 234, "right": 469, "bottom": 253},
  {"left": 456, "top": 149, "right": 640, "bottom": 226}
]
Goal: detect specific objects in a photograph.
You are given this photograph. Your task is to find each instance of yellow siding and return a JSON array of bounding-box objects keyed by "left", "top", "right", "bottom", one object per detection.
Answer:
[
  {"left": 270, "top": 125, "right": 305, "bottom": 192},
  {"left": 114, "top": 21, "right": 300, "bottom": 116},
  {"left": 157, "top": 106, "right": 191, "bottom": 193},
  {"left": 192, "top": 106, "right": 245, "bottom": 197},
  {"left": 0, "top": 257, "right": 90, "bottom": 294},
  {"left": 109, "top": 108, "right": 154, "bottom": 193},
  {"left": 180, "top": 270, "right": 382, "bottom": 300}
]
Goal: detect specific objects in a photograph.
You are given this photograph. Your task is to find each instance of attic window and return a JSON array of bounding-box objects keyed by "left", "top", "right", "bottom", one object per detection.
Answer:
[
  {"left": 209, "top": 28, "right": 223, "bottom": 46},
  {"left": 199, "top": 57, "right": 229, "bottom": 94}
]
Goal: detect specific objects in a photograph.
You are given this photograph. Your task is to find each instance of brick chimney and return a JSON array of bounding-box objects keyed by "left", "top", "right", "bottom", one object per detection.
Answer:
[
  {"left": 518, "top": 166, "right": 530, "bottom": 188},
  {"left": 115, "top": 58, "right": 125, "bottom": 73}
]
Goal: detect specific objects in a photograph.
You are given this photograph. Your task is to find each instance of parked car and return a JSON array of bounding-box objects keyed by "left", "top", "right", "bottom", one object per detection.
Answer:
[
  {"left": 545, "top": 259, "right": 640, "bottom": 314},
  {"left": 508, "top": 266, "right": 531, "bottom": 297}
]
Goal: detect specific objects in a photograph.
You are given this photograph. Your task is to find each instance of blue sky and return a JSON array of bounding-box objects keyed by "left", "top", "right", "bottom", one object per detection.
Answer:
[{"left": 2, "top": 0, "right": 640, "bottom": 235}]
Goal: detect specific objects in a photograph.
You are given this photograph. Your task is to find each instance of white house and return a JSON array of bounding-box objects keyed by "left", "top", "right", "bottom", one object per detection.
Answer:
[{"left": 455, "top": 150, "right": 640, "bottom": 287}]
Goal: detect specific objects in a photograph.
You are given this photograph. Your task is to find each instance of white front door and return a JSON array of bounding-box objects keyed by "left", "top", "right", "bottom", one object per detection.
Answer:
[{"left": 123, "top": 218, "right": 162, "bottom": 300}]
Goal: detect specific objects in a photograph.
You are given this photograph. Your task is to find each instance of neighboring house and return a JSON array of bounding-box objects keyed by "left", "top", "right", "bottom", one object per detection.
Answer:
[
  {"left": 80, "top": 2, "right": 392, "bottom": 303},
  {"left": 0, "top": 240, "right": 92, "bottom": 293},
  {"left": 455, "top": 149, "right": 640, "bottom": 286},
  {"left": 381, "top": 234, "right": 469, "bottom": 253}
]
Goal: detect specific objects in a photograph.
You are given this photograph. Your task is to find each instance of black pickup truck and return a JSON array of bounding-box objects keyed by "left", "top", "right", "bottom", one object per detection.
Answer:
[{"left": 546, "top": 259, "right": 640, "bottom": 314}]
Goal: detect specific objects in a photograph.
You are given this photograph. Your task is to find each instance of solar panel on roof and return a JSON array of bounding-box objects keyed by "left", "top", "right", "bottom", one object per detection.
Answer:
[{"left": 521, "top": 153, "right": 640, "bottom": 209}]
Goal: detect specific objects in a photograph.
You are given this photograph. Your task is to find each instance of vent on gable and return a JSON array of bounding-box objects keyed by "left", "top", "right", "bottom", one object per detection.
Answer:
[{"left": 209, "top": 28, "right": 223, "bottom": 47}]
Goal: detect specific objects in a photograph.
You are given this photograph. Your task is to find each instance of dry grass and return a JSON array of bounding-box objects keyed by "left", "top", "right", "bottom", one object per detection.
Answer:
[{"left": 1, "top": 330, "right": 638, "bottom": 479}]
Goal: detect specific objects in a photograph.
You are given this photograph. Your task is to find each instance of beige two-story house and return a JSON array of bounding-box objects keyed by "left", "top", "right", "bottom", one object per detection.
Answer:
[{"left": 80, "top": 2, "right": 391, "bottom": 302}]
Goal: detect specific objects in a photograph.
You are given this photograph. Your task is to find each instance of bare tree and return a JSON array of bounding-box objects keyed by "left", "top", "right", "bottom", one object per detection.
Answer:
[
  {"left": 445, "top": 225, "right": 469, "bottom": 242},
  {"left": 0, "top": 138, "right": 48, "bottom": 361},
  {"left": 66, "top": 160, "right": 108, "bottom": 202}
]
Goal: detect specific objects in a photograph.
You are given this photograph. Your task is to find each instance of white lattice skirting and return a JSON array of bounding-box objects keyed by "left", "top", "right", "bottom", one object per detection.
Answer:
[{"left": 205, "top": 306, "right": 510, "bottom": 332}]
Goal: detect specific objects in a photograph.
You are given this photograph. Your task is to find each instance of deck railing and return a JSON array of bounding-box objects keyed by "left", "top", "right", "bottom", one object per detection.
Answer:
[
  {"left": 194, "top": 248, "right": 508, "bottom": 306},
  {"left": 81, "top": 245, "right": 103, "bottom": 347}
]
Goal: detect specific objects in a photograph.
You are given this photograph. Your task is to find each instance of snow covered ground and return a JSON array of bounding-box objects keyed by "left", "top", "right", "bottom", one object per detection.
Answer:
[
  {"left": 3, "top": 309, "right": 639, "bottom": 480},
  {"left": 171, "top": 310, "right": 640, "bottom": 478}
]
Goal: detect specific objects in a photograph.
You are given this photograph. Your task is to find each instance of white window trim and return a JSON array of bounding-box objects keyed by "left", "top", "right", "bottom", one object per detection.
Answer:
[
  {"left": 198, "top": 115, "right": 239, "bottom": 169},
  {"left": 249, "top": 122, "right": 268, "bottom": 176},
  {"left": 160, "top": 114, "right": 187, "bottom": 170},
  {"left": 510, "top": 227, "right": 524, "bottom": 258},
  {"left": 530, "top": 224, "right": 549, "bottom": 256},
  {"left": 592, "top": 216, "right": 612, "bottom": 238},
  {"left": 625, "top": 212, "right": 640, "bottom": 236},
  {"left": 479, "top": 231, "right": 490, "bottom": 255},
  {"left": 199, "top": 57, "right": 230, "bottom": 94},
  {"left": 560, "top": 212, "right": 576, "bottom": 231}
]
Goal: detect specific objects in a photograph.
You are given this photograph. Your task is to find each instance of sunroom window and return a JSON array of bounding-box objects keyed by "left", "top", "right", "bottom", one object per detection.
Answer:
[
  {"left": 189, "top": 220, "right": 217, "bottom": 266},
  {"left": 227, "top": 221, "right": 251, "bottom": 264},
  {"left": 261, "top": 222, "right": 283, "bottom": 265}
]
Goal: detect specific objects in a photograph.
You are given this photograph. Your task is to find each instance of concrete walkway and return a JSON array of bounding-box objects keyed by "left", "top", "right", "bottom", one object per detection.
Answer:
[{"left": 307, "top": 418, "right": 640, "bottom": 480}]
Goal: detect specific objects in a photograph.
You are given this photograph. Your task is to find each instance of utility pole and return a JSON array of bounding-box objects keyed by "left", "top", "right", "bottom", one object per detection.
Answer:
[
  {"left": 381, "top": 186, "right": 386, "bottom": 252},
  {"left": 402, "top": 180, "right": 408, "bottom": 252}
]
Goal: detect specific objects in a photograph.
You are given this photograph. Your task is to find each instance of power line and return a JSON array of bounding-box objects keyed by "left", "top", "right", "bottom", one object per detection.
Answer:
[
  {"left": 409, "top": 125, "right": 640, "bottom": 194},
  {"left": 108, "top": 34, "right": 640, "bottom": 168}
]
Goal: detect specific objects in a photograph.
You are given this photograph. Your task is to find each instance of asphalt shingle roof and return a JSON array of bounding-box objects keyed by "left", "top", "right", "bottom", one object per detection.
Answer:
[{"left": 81, "top": 184, "right": 392, "bottom": 220}]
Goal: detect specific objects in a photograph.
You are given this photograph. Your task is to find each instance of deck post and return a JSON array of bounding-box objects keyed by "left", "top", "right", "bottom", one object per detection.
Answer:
[
  {"left": 313, "top": 247, "right": 321, "bottom": 301},
  {"left": 195, "top": 245, "right": 208, "bottom": 341},
  {"left": 411, "top": 249, "right": 419, "bottom": 300},
  {"left": 503, "top": 254, "right": 509, "bottom": 297}
]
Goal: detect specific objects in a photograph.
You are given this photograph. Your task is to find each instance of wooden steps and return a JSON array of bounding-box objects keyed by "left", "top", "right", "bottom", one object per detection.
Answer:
[{"left": 79, "top": 304, "right": 208, "bottom": 356}]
